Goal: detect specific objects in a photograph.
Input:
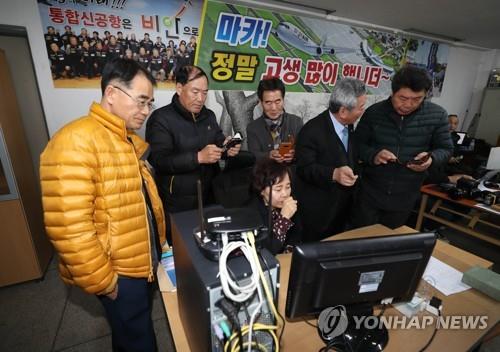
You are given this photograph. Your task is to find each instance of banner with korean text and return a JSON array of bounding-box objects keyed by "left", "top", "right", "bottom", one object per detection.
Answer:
[
  {"left": 38, "top": 0, "right": 203, "bottom": 89},
  {"left": 197, "top": 0, "right": 449, "bottom": 96}
]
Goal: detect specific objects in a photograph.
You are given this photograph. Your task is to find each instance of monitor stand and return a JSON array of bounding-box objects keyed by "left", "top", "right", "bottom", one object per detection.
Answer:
[{"left": 319, "top": 303, "right": 389, "bottom": 352}]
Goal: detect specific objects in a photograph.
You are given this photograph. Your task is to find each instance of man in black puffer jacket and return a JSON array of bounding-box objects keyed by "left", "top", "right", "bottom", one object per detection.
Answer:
[
  {"left": 146, "top": 66, "right": 241, "bottom": 218},
  {"left": 352, "top": 65, "right": 453, "bottom": 229}
]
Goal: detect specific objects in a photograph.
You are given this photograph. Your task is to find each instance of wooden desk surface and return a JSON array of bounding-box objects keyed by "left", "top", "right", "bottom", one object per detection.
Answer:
[
  {"left": 162, "top": 225, "right": 499, "bottom": 352},
  {"left": 421, "top": 184, "right": 479, "bottom": 208}
]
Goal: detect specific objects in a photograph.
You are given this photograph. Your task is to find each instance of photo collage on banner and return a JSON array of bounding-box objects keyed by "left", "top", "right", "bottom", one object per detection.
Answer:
[{"left": 38, "top": 0, "right": 204, "bottom": 89}]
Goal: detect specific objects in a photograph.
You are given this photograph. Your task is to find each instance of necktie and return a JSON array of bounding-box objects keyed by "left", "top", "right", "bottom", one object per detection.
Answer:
[{"left": 341, "top": 126, "right": 349, "bottom": 151}]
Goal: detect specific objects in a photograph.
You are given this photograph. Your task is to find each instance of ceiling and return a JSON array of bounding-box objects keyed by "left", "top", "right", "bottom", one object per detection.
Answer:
[{"left": 269, "top": 0, "right": 500, "bottom": 50}]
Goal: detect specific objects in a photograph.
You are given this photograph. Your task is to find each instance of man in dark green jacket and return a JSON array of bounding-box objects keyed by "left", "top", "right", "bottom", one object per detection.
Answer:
[{"left": 352, "top": 65, "right": 453, "bottom": 229}]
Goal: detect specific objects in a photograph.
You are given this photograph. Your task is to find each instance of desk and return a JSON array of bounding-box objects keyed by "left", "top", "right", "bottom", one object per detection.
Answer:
[
  {"left": 162, "top": 225, "right": 500, "bottom": 351},
  {"left": 416, "top": 184, "right": 500, "bottom": 247}
]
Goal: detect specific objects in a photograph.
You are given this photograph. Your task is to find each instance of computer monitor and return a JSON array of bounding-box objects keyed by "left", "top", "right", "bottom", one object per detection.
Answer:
[
  {"left": 453, "top": 131, "right": 475, "bottom": 152},
  {"left": 455, "top": 132, "right": 467, "bottom": 145},
  {"left": 286, "top": 232, "right": 436, "bottom": 350}
]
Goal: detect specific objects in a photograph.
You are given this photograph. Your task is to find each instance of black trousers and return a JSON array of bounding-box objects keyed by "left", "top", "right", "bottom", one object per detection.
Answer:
[
  {"left": 98, "top": 277, "right": 157, "bottom": 352},
  {"left": 351, "top": 192, "right": 412, "bottom": 229}
]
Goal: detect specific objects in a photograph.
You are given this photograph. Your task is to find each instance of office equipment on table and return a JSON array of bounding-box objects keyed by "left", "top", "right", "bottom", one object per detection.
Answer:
[{"left": 286, "top": 232, "right": 436, "bottom": 351}]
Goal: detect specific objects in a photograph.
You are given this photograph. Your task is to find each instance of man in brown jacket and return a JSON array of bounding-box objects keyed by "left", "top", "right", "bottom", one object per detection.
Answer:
[{"left": 40, "top": 58, "right": 166, "bottom": 351}]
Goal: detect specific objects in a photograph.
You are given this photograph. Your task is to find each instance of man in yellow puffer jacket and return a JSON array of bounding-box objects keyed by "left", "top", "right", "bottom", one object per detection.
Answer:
[{"left": 40, "top": 58, "right": 167, "bottom": 351}]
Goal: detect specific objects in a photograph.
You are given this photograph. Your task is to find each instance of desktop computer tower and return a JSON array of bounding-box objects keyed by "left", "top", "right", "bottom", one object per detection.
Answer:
[{"left": 172, "top": 209, "right": 280, "bottom": 352}]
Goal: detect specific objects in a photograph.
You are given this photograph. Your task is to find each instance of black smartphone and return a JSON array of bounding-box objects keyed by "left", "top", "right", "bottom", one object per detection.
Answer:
[
  {"left": 407, "top": 152, "right": 430, "bottom": 166},
  {"left": 223, "top": 132, "right": 242, "bottom": 151}
]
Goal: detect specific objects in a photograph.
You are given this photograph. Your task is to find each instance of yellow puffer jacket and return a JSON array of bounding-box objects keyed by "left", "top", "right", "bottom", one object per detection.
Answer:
[{"left": 40, "top": 102, "right": 167, "bottom": 295}]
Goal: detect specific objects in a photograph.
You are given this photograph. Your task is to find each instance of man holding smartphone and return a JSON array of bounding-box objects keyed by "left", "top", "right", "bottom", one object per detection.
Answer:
[
  {"left": 247, "top": 77, "right": 303, "bottom": 162},
  {"left": 352, "top": 65, "right": 453, "bottom": 229},
  {"left": 146, "top": 66, "right": 241, "bottom": 220}
]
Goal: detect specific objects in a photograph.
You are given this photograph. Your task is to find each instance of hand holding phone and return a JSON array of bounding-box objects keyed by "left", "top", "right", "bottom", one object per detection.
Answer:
[
  {"left": 407, "top": 152, "right": 430, "bottom": 166},
  {"left": 223, "top": 132, "right": 242, "bottom": 151},
  {"left": 278, "top": 141, "right": 293, "bottom": 157}
]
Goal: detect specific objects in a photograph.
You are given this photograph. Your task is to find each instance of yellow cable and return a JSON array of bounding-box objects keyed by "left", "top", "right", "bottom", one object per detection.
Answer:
[
  {"left": 233, "top": 341, "right": 268, "bottom": 352},
  {"left": 246, "top": 231, "right": 284, "bottom": 350},
  {"left": 225, "top": 325, "right": 279, "bottom": 352}
]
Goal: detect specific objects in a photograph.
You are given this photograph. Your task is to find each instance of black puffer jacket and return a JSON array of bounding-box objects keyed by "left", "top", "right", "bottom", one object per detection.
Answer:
[
  {"left": 356, "top": 98, "right": 453, "bottom": 210},
  {"left": 146, "top": 94, "right": 225, "bottom": 212}
]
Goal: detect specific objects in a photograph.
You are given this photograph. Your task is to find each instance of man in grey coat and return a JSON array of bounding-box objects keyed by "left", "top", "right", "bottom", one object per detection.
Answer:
[{"left": 246, "top": 77, "right": 303, "bottom": 162}]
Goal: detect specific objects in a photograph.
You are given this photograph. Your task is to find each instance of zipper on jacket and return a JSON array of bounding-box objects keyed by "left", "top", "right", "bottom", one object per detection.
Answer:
[
  {"left": 106, "top": 215, "right": 112, "bottom": 258},
  {"left": 169, "top": 175, "right": 175, "bottom": 194},
  {"left": 394, "top": 116, "right": 403, "bottom": 160},
  {"left": 127, "top": 137, "right": 154, "bottom": 282}
]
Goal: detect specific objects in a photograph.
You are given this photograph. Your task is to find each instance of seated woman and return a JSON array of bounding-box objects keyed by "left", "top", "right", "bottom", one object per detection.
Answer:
[{"left": 251, "top": 158, "right": 302, "bottom": 254}]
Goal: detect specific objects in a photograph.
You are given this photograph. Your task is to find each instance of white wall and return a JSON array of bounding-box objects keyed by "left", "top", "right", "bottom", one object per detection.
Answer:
[
  {"left": 432, "top": 47, "right": 497, "bottom": 130},
  {"left": 0, "top": 35, "right": 48, "bottom": 179},
  {"left": 0, "top": 1, "right": 497, "bottom": 137}
]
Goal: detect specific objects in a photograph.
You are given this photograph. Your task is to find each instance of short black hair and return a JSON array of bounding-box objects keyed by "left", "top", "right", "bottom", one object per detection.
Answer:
[
  {"left": 257, "top": 77, "right": 285, "bottom": 101},
  {"left": 101, "top": 58, "right": 156, "bottom": 94},
  {"left": 252, "top": 158, "right": 291, "bottom": 193},
  {"left": 47, "top": 26, "right": 54, "bottom": 30},
  {"left": 175, "top": 65, "right": 208, "bottom": 85},
  {"left": 392, "top": 65, "right": 432, "bottom": 94}
]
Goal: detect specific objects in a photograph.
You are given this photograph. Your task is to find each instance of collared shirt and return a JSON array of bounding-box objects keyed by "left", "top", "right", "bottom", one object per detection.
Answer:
[
  {"left": 264, "top": 113, "right": 284, "bottom": 149},
  {"left": 329, "top": 110, "right": 348, "bottom": 146}
]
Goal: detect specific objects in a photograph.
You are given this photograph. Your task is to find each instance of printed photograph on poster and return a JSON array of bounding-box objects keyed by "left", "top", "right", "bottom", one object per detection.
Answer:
[
  {"left": 37, "top": 0, "right": 203, "bottom": 89},
  {"left": 198, "top": 1, "right": 449, "bottom": 97}
]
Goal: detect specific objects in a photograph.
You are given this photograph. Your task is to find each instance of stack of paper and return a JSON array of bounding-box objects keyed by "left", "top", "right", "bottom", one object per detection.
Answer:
[{"left": 422, "top": 257, "right": 471, "bottom": 296}]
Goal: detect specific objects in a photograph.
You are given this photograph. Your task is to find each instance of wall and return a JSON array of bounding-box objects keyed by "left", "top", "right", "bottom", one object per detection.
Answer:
[
  {"left": 0, "top": 35, "right": 49, "bottom": 178},
  {"left": 0, "top": 1, "right": 497, "bottom": 137},
  {"left": 432, "top": 47, "right": 497, "bottom": 131}
]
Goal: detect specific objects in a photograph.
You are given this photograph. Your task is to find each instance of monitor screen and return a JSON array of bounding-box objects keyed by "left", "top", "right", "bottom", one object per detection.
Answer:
[{"left": 285, "top": 232, "right": 436, "bottom": 319}]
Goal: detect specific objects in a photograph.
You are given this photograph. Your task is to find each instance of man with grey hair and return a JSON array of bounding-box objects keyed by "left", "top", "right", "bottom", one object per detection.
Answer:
[{"left": 295, "top": 78, "right": 367, "bottom": 241}]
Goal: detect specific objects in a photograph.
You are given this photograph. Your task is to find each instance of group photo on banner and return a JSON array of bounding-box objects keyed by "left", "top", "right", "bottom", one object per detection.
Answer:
[
  {"left": 37, "top": 0, "right": 449, "bottom": 97},
  {"left": 37, "top": 0, "right": 203, "bottom": 89}
]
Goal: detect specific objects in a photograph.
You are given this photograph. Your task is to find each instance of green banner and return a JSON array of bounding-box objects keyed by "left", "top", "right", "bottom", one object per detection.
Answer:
[{"left": 197, "top": 0, "right": 449, "bottom": 96}]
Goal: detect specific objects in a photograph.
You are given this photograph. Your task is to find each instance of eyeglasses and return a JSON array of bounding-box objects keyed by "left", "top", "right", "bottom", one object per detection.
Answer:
[{"left": 112, "top": 85, "right": 155, "bottom": 111}]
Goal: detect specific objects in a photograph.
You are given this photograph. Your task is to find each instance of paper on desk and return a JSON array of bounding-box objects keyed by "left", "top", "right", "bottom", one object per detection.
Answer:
[
  {"left": 475, "top": 203, "right": 500, "bottom": 216},
  {"left": 423, "top": 256, "right": 471, "bottom": 296},
  {"left": 486, "top": 147, "right": 500, "bottom": 170},
  {"left": 157, "top": 251, "right": 177, "bottom": 292}
]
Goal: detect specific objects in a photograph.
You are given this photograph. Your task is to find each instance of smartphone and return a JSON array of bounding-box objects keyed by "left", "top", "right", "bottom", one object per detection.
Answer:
[
  {"left": 223, "top": 132, "right": 242, "bottom": 151},
  {"left": 278, "top": 141, "right": 293, "bottom": 156},
  {"left": 407, "top": 152, "right": 430, "bottom": 165}
]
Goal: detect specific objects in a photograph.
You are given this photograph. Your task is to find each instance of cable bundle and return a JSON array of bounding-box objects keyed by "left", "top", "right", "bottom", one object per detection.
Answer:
[{"left": 218, "top": 231, "right": 284, "bottom": 352}]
